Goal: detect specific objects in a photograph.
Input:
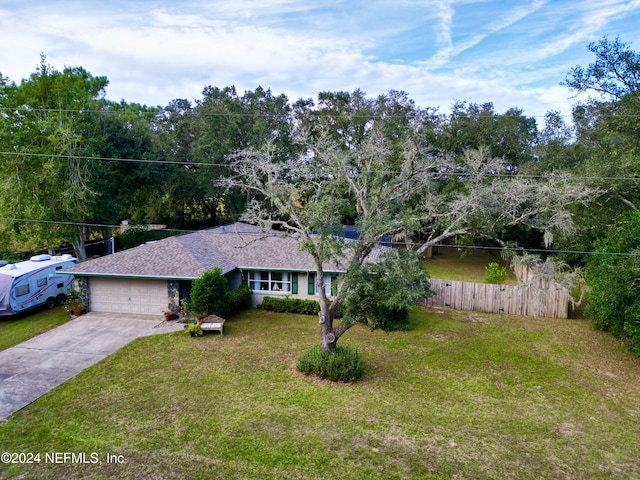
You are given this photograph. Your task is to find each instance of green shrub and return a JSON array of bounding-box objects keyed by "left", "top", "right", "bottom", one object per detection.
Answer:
[
  {"left": 586, "top": 212, "right": 640, "bottom": 356},
  {"left": 228, "top": 284, "right": 251, "bottom": 312},
  {"left": 190, "top": 267, "right": 230, "bottom": 317},
  {"left": 185, "top": 322, "right": 202, "bottom": 337},
  {"left": 296, "top": 344, "right": 364, "bottom": 382},
  {"left": 190, "top": 269, "right": 251, "bottom": 318},
  {"left": 259, "top": 296, "right": 346, "bottom": 317},
  {"left": 260, "top": 296, "right": 320, "bottom": 315},
  {"left": 484, "top": 262, "right": 508, "bottom": 284}
]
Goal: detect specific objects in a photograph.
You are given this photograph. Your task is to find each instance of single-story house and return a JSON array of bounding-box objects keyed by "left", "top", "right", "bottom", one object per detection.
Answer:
[{"left": 61, "top": 222, "right": 387, "bottom": 315}]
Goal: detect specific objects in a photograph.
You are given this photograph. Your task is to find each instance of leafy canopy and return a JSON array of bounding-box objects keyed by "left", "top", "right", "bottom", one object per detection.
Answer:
[
  {"left": 585, "top": 212, "right": 640, "bottom": 356},
  {"left": 221, "top": 126, "right": 434, "bottom": 350}
]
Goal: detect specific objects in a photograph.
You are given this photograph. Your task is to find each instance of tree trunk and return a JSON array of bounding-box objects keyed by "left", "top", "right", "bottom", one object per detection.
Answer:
[
  {"left": 74, "top": 234, "right": 87, "bottom": 261},
  {"left": 317, "top": 265, "right": 353, "bottom": 352},
  {"left": 319, "top": 310, "right": 337, "bottom": 352},
  {"left": 316, "top": 269, "right": 335, "bottom": 352}
]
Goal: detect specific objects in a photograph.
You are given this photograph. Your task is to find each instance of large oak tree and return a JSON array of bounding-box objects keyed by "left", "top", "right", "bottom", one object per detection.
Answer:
[{"left": 222, "top": 128, "right": 433, "bottom": 351}]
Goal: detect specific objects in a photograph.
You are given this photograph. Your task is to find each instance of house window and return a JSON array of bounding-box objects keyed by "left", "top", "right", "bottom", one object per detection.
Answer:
[
  {"left": 248, "top": 271, "right": 292, "bottom": 293},
  {"left": 307, "top": 273, "right": 339, "bottom": 296}
]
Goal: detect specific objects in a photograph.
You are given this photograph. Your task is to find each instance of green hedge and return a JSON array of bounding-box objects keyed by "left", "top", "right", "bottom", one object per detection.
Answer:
[
  {"left": 259, "top": 296, "right": 319, "bottom": 315},
  {"left": 258, "top": 296, "right": 344, "bottom": 317}
]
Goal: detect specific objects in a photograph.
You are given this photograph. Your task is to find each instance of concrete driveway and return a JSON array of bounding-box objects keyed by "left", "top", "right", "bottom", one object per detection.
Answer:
[{"left": 0, "top": 312, "right": 184, "bottom": 420}]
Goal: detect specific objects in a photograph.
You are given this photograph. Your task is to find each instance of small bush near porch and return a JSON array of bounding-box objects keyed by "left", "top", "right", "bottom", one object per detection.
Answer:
[{"left": 189, "top": 267, "right": 251, "bottom": 318}]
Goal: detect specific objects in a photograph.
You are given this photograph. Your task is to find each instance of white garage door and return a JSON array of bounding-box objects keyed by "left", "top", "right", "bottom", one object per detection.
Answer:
[{"left": 89, "top": 278, "right": 168, "bottom": 315}]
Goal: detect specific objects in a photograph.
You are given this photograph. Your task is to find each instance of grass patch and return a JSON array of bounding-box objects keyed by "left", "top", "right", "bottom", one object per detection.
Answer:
[
  {"left": 1, "top": 308, "right": 640, "bottom": 479},
  {"left": 0, "top": 306, "right": 71, "bottom": 351},
  {"left": 424, "top": 247, "right": 517, "bottom": 284}
]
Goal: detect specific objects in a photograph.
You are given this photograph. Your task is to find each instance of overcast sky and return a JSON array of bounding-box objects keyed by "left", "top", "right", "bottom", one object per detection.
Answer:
[{"left": 1, "top": 0, "right": 639, "bottom": 121}]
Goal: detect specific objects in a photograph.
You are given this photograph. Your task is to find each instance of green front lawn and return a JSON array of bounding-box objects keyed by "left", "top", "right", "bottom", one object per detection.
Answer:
[
  {"left": 0, "top": 306, "right": 72, "bottom": 351},
  {"left": 1, "top": 308, "right": 639, "bottom": 479}
]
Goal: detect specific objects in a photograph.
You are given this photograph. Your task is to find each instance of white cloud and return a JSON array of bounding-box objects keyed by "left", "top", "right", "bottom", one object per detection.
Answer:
[
  {"left": 424, "top": 0, "right": 546, "bottom": 69},
  {"left": 499, "top": 0, "right": 640, "bottom": 64},
  {"left": 0, "top": 0, "right": 639, "bottom": 121}
]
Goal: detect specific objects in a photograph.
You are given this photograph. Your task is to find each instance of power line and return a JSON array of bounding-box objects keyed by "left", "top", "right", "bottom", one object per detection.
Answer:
[
  {"left": 0, "top": 106, "right": 290, "bottom": 119},
  {"left": 0, "top": 150, "right": 209, "bottom": 166},
  {"left": 1, "top": 150, "right": 639, "bottom": 182},
  {"left": 0, "top": 217, "right": 192, "bottom": 233}
]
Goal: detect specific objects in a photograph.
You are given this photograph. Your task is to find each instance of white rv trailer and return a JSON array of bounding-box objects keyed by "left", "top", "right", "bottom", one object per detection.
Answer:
[{"left": 0, "top": 254, "right": 78, "bottom": 316}]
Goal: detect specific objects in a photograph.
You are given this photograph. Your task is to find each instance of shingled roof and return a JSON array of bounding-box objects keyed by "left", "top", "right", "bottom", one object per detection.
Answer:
[{"left": 62, "top": 222, "right": 388, "bottom": 280}]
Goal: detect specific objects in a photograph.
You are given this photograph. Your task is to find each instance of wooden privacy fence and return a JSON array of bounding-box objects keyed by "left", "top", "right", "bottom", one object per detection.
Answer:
[{"left": 422, "top": 279, "right": 569, "bottom": 319}]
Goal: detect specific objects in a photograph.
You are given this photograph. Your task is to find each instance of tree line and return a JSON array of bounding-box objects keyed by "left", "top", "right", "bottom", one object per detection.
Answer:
[{"left": 0, "top": 58, "right": 580, "bottom": 258}]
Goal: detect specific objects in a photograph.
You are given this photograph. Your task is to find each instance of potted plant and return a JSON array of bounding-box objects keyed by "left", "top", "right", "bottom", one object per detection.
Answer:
[
  {"left": 185, "top": 321, "right": 203, "bottom": 337},
  {"left": 67, "top": 298, "right": 86, "bottom": 316},
  {"left": 178, "top": 299, "right": 191, "bottom": 323},
  {"left": 163, "top": 310, "right": 175, "bottom": 321}
]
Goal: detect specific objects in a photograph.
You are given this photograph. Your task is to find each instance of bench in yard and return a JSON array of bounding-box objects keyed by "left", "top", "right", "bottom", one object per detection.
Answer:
[{"left": 199, "top": 314, "right": 226, "bottom": 335}]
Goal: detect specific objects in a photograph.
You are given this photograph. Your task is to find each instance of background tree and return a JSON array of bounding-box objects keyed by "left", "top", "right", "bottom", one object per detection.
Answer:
[
  {"left": 524, "top": 110, "right": 583, "bottom": 174},
  {"left": 563, "top": 36, "right": 640, "bottom": 99},
  {"left": 149, "top": 86, "right": 295, "bottom": 229},
  {"left": 436, "top": 101, "right": 538, "bottom": 170},
  {"left": 0, "top": 57, "right": 109, "bottom": 259},
  {"left": 300, "top": 89, "right": 374, "bottom": 148},
  {"left": 86, "top": 101, "right": 159, "bottom": 243},
  {"left": 585, "top": 212, "right": 640, "bottom": 356},
  {"left": 544, "top": 37, "right": 640, "bottom": 264},
  {"left": 563, "top": 92, "right": 640, "bottom": 261},
  {"left": 145, "top": 98, "right": 198, "bottom": 226},
  {"left": 413, "top": 147, "right": 595, "bottom": 254}
]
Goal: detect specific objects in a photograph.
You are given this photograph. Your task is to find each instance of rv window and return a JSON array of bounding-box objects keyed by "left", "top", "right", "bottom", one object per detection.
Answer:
[
  {"left": 55, "top": 266, "right": 62, "bottom": 270},
  {"left": 57, "top": 283, "right": 63, "bottom": 289},
  {"left": 16, "top": 284, "right": 30, "bottom": 297},
  {"left": 37, "top": 278, "right": 48, "bottom": 288}
]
